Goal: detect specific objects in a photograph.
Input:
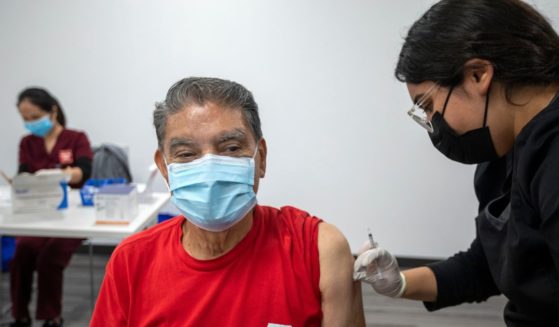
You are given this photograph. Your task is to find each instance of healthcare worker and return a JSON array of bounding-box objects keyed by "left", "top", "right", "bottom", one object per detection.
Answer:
[
  {"left": 354, "top": 0, "right": 559, "bottom": 326},
  {"left": 11, "top": 88, "right": 93, "bottom": 327}
]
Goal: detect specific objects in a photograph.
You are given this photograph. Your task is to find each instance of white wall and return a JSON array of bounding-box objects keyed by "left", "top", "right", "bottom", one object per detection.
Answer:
[{"left": 1, "top": 0, "right": 558, "bottom": 258}]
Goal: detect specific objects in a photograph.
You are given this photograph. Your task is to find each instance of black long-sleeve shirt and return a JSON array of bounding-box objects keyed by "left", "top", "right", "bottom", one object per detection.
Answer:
[{"left": 423, "top": 92, "right": 559, "bottom": 326}]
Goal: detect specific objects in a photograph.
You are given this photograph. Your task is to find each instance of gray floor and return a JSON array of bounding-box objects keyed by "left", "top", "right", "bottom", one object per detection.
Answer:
[
  {"left": 0, "top": 254, "right": 507, "bottom": 327},
  {"left": 361, "top": 283, "right": 506, "bottom": 327}
]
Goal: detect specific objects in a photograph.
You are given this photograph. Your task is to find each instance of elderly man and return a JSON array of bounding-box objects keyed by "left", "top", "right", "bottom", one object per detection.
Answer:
[{"left": 91, "top": 77, "right": 364, "bottom": 326}]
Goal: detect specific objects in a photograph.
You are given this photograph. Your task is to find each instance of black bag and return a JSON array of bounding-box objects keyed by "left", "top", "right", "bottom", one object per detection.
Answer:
[{"left": 91, "top": 144, "right": 133, "bottom": 182}]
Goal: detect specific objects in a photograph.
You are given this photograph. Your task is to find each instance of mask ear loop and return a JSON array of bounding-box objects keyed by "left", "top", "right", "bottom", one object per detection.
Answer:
[
  {"left": 161, "top": 153, "right": 172, "bottom": 191},
  {"left": 441, "top": 86, "right": 454, "bottom": 117},
  {"left": 162, "top": 154, "right": 172, "bottom": 170},
  {"left": 251, "top": 139, "right": 261, "bottom": 159},
  {"left": 483, "top": 84, "right": 492, "bottom": 127}
]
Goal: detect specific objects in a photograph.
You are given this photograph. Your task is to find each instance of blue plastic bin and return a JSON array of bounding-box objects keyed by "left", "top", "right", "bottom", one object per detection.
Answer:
[
  {"left": 157, "top": 213, "right": 175, "bottom": 223},
  {"left": 80, "top": 178, "right": 127, "bottom": 206},
  {"left": 2, "top": 236, "right": 15, "bottom": 272}
]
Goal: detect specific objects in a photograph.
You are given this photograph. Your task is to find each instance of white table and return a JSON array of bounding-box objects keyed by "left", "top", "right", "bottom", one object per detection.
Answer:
[
  {"left": 0, "top": 188, "right": 170, "bottom": 239},
  {"left": 0, "top": 186, "right": 170, "bottom": 316}
]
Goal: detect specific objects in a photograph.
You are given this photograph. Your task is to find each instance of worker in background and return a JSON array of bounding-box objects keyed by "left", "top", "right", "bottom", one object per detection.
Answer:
[{"left": 11, "top": 87, "right": 93, "bottom": 327}]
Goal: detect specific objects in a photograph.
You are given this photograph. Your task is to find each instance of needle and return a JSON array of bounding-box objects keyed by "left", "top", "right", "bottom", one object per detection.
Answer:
[
  {"left": 368, "top": 228, "right": 375, "bottom": 248},
  {"left": 367, "top": 228, "right": 383, "bottom": 280}
]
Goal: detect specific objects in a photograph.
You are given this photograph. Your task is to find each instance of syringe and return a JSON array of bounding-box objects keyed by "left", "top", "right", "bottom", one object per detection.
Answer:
[
  {"left": 367, "top": 228, "right": 383, "bottom": 280},
  {"left": 368, "top": 229, "right": 375, "bottom": 248}
]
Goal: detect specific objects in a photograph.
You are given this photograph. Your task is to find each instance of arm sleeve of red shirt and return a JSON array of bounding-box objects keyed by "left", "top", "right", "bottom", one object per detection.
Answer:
[
  {"left": 280, "top": 206, "right": 322, "bottom": 297},
  {"left": 423, "top": 236, "right": 501, "bottom": 311},
  {"left": 308, "top": 215, "right": 321, "bottom": 295},
  {"left": 90, "top": 251, "right": 129, "bottom": 326},
  {"left": 531, "top": 140, "right": 559, "bottom": 277}
]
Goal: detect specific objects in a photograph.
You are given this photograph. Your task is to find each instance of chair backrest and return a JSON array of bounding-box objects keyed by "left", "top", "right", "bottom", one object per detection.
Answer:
[{"left": 91, "top": 143, "right": 133, "bottom": 182}]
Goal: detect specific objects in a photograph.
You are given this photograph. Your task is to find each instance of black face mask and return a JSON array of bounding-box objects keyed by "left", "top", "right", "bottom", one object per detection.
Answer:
[{"left": 429, "top": 86, "right": 499, "bottom": 164}]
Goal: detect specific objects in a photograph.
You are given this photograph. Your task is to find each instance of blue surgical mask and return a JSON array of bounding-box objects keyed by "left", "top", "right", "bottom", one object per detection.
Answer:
[
  {"left": 24, "top": 115, "right": 54, "bottom": 137},
  {"left": 166, "top": 147, "right": 258, "bottom": 232}
]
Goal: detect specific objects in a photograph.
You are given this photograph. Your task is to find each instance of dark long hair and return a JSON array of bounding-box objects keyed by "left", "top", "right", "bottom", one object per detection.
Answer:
[
  {"left": 395, "top": 0, "right": 559, "bottom": 99},
  {"left": 17, "top": 87, "right": 66, "bottom": 127}
]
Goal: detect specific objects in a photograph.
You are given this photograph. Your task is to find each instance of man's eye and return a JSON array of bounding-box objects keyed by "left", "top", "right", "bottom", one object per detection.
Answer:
[
  {"left": 224, "top": 145, "right": 241, "bottom": 153},
  {"left": 177, "top": 152, "right": 195, "bottom": 159}
]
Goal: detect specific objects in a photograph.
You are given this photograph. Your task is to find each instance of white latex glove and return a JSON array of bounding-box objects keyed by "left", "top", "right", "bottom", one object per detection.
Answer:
[{"left": 353, "top": 243, "right": 407, "bottom": 298}]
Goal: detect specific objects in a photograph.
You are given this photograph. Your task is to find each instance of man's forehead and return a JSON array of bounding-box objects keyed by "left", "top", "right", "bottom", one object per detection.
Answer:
[
  {"left": 170, "top": 103, "right": 244, "bottom": 124},
  {"left": 164, "top": 105, "right": 254, "bottom": 146},
  {"left": 168, "top": 128, "right": 249, "bottom": 146}
]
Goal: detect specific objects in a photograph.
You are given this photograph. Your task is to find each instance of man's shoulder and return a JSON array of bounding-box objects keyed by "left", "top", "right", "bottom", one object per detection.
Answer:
[
  {"left": 113, "top": 216, "right": 183, "bottom": 256},
  {"left": 260, "top": 205, "right": 350, "bottom": 264},
  {"left": 256, "top": 205, "right": 323, "bottom": 246},
  {"left": 257, "top": 205, "right": 323, "bottom": 232},
  {"left": 258, "top": 205, "right": 321, "bottom": 223}
]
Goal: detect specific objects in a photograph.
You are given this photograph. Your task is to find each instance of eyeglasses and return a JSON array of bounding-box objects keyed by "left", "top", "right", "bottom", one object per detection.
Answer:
[{"left": 407, "top": 84, "right": 439, "bottom": 133}]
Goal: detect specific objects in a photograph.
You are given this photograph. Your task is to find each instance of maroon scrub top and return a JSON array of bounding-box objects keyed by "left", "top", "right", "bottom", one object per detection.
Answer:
[{"left": 18, "top": 129, "right": 93, "bottom": 188}]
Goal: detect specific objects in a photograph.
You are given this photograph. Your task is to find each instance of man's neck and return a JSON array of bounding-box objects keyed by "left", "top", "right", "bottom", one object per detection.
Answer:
[{"left": 181, "top": 213, "right": 254, "bottom": 260}]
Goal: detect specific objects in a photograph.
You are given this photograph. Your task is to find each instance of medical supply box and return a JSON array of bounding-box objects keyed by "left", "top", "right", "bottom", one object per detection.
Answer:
[
  {"left": 80, "top": 178, "right": 127, "bottom": 206},
  {"left": 11, "top": 173, "right": 68, "bottom": 213},
  {"left": 94, "top": 184, "right": 138, "bottom": 224}
]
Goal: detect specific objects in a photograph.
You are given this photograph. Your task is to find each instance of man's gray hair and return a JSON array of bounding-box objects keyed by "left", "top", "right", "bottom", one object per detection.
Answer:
[{"left": 153, "top": 77, "right": 263, "bottom": 149}]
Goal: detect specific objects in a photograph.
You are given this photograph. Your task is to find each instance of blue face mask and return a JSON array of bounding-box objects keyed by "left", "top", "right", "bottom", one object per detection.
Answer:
[
  {"left": 24, "top": 115, "right": 54, "bottom": 137},
  {"left": 166, "top": 147, "right": 258, "bottom": 232}
]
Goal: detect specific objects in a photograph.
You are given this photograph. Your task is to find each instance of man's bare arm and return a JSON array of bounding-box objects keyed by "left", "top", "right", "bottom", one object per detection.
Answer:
[{"left": 318, "top": 223, "right": 366, "bottom": 326}]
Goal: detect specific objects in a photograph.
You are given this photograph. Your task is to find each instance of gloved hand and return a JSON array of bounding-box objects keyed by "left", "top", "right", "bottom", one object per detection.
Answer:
[{"left": 353, "top": 243, "right": 407, "bottom": 298}]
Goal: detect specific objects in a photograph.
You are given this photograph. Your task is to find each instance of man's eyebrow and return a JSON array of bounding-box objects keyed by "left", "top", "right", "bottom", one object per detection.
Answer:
[
  {"left": 215, "top": 129, "right": 248, "bottom": 143},
  {"left": 168, "top": 137, "right": 196, "bottom": 151}
]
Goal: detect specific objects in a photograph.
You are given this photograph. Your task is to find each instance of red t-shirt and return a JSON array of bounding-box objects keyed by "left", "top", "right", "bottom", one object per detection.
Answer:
[
  {"left": 91, "top": 205, "right": 323, "bottom": 327},
  {"left": 18, "top": 129, "right": 93, "bottom": 187}
]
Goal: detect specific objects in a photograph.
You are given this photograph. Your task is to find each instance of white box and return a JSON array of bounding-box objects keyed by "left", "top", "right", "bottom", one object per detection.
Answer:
[
  {"left": 11, "top": 173, "right": 68, "bottom": 213},
  {"left": 95, "top": 184, "right": 138, "bottom": 224}
]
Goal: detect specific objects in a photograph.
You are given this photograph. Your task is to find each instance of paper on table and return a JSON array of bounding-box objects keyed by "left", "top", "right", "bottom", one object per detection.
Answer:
[
  {"left": 36, "top": 169, "right": 72, "bottom": 182},
  {"left": 0, "top": 170, "right": 12, "bottom": 185},
  {"left": 0, "top": 185, "right": 11, "bottom": 207},
  {"left": 138, "top": 164, "right": 160, "bottom": 203}
]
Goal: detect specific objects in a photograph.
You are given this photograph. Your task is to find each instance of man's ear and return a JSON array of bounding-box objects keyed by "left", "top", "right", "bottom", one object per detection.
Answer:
[
  {"left": 462, "top": 58, "right": 494, "bottom": 97},
  {"left": 154, "top": 149, "right": 169, "bottom": 183},
  {"left": 257, "top": 138, "right": 267, "bottom": 178}
]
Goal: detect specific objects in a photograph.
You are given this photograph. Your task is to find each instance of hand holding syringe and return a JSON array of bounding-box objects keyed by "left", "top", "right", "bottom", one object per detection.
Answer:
[{"left": 354, "top": 229, "right": 407, "bottom": 297}]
